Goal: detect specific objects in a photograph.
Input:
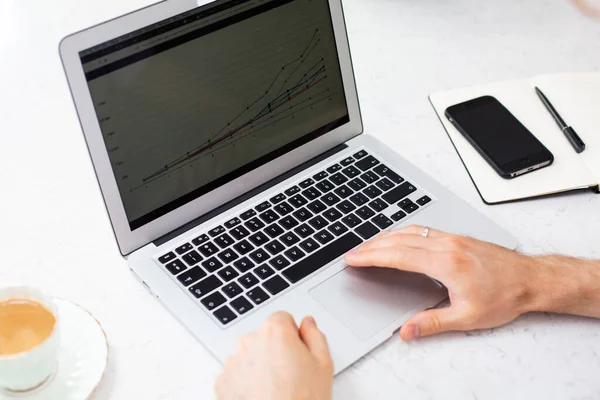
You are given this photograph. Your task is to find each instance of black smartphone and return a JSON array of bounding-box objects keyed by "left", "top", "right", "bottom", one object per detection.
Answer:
[{"left": 445, "top": 96, "right": 554, "bottom": 179}]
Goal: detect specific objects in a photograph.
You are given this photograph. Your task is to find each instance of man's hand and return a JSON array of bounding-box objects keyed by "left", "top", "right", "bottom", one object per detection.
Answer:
[
  {"left": 345, "top": 225, "right": 600, "bottom": 341},
  {"left": 215, "top": 312, "right": 333, "bottom": 400}
]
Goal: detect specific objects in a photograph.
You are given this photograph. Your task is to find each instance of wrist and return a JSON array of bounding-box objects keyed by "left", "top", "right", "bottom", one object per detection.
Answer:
[{"left": 524, "top": 255, "right": 600, "bottom": 317}]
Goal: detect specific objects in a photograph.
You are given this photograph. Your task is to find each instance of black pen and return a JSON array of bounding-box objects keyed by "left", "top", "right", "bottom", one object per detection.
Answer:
[{"left": 535, "top": 87, "right": 586, "bottom": 153}]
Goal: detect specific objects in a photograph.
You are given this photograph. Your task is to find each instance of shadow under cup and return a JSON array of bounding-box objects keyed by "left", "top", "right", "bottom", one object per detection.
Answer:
[{"left": 0, "top": 287, "right": 61, "bottom": 393}]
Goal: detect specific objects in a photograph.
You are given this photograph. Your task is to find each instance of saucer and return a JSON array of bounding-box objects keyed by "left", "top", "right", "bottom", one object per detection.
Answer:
[{"left": 0, "top": 299, "right": 108, "bottom": 400}]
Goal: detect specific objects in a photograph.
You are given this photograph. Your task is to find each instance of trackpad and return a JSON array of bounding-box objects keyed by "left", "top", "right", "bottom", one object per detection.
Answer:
[{"left": 310, "top": 267, "right": 447, "bottom": 340}]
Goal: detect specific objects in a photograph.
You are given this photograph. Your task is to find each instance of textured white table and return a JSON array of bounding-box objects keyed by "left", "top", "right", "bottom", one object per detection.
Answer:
[{"left": 1, "top": 0, "right": 599, "bottom": 399}]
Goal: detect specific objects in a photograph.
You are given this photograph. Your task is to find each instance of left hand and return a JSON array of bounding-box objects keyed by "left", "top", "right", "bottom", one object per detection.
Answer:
[{"left": 215, "top": 312, "right": 334, "bottom": 400}]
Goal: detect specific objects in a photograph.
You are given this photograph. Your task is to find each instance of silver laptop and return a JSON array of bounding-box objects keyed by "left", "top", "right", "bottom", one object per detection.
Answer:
[{"left": 60, "top": 0, "right": 517, "bottom": 374}]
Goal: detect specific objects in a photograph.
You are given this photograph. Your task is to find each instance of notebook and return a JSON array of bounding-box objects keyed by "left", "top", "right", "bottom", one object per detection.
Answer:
[{"left": 429, "top": 73, "right": 600, "bottom": 204}]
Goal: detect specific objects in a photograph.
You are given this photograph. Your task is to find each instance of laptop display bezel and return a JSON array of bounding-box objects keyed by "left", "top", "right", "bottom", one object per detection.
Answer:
[{"left": 59, "top": 0, "right": 363, "bottom": 256}]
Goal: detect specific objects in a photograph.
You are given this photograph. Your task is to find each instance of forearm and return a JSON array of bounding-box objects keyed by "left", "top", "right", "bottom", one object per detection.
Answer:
[{"left": 526, "top": 255, "right": 600, "bottom": 318}]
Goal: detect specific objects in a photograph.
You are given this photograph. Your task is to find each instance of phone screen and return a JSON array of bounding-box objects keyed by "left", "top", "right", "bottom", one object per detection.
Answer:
[{"left": 446, "top": 96, "right": 551, "bottom": 170}]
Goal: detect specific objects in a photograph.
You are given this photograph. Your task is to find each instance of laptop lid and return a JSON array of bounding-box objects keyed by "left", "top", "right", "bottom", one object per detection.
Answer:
[{"left": 60, "top": 0, "right": 362, "bottom": 256}]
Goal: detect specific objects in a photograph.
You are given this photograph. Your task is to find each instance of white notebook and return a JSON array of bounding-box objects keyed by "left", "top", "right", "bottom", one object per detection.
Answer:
[{"left": 429, "top": 73, "right": 600, "bottom": 204}]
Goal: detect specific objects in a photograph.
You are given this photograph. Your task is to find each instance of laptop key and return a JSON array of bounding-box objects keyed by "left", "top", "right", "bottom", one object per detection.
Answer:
[
  {"left": 225, "top": 217, "right": 241, "bottom": 229},
  {"left": 245, "top": 217, "right": 265, "bottom": 232},
  {"left": 201, "top": 292, "right": 226, "bottom": 311},
  {"left": 372, "top": 214, "right": 393, "bottom": 229},
  {"left": 165, "top": 259, "right": 186, "bottom": 275},
  {"left": 363, "top": 185, "right": 383, "bottom": 199},
  {"left": 209, "top": 226, "right": 226, "bottom": 237},
  {"left": 158, "top": 252, "right": 176, "bottom": 264},
  {"left": 323, "top": 208, "right": 343, "bottom": 222},
  {"left": 254, "top": 264, "right": 275, "bottom": 280},
  {"left": 385, "top": 169, "right": 404, "bottom": 184},
  {"left": 342, "top": 213, "right": 362, "bottom": 228},
  {"left": 307, "top": 199, "right": 327, "bottom": 214},
  {"left": 299, "top": 178, "right": 315, "bottom": 188},
  {"left": 265, "top": 223, "right": 284, "bottom": 238},
  {"left": 321, "top": 193, "right": 340, "bottom": 207},
  {"left": 240, "top": 210, "right": 257, "bottom": 221},
  {"left": 222, "top": 282, "right": 243, "bottom": 298},
  {"left": 340, "top": 157, "right": 355, "bottom": 166},
  {"left": 293, "top": 207, "right": 313, "bottom": 222},
  {"left": 382, "top": 182, "right": 417, "bottom": 204},
  {"left": 315, "top": 230, "right": 335, "bottom": 245},
  {"left": 329, "top": 173, "right": 348, "bottom": 186},
  {"left": 334, "top": 185, "right": 353, "bottom": 199},
  {"left": 263, "top": 275, "right": 290, "bottom": 296},
  {"left": 192, "top": 234, "right": 209, "bottom": 247},
  {"left": 247, "top": 287, "right": 270, "bottom": 305},
  {"left": 274, "top": 201, "right": 294, "bottom": 216},
  {"left": 259, "top": 209, "right": 280, "bottom": 224},
  {"left": 328, "top": 221, "right": 349, "bottom": 236},
  {"left": 327, "top": 164, "right": 342, "bottom": 173},
  {"left": 308, "top": 215, "right": 329, "bottom": 230},
  {"left": 269, "top": 255, "right": 291, "bottom": 271},
  {"left": 369, "top": 199, "right": 389, "bottom": 212},
  {"left": 233, "top": 239, "right": 254, "bottom": 255},
  {"left": 355, "top": 221, "right": 380, "bottom": 239},
  {"left": 279, "top": 216, "right": 299, "bottom": 231},
  {"left": 238, "top": 272, "right": 259, "bottom": 289},
  {"left": 190, "top": 275, "right": 222, "bottom": 298},
  {"left": 349, "top": 192, "right": 369, "bottom": 206},
  {"left": 249, "top": 248, "right": 270, "bottom": 263},
  {"left": 355, "top": 155, "right": 380, "bottom": 171},
  {"left": 316, "top": 180, "right": 334, "bottom": 193},
  {"left": 284, "top": 186, "right": 300, "bottom": 196},
  {"left": 218, "top": 249, "right": 239, "bottom": 264},
  {"left": 283, "top": 232, "right": 362, "bottom": 283},
  {"left": 178, "top": 266, "right": 207, "bottom": 286},
  {"left": 213, "top": 305, "right": 237, "bottom": 325},
  {"left": 391, "top": 210, "right": 407, "bottom": 221},
  {"left": 376, "top": 178, "right": 395, "bottom": 192},
  {"left": 198, "top": 242, "right": 219, "bottom": 257},
  {"left": 284, "top": 246, "right": 305, "bottom": 262},
  {"left": 373, "top": 164, "right": 391, "bottom": 177},
  {"left": 265, "top": 240, "right": 285, "bottom": 255},
  {"left": 299, "top": 238, "right": 319, "bottom": 253},
  {"left": 417, "top": 195, "right": 432, "bottom": 206},
  {"left": 175, "top": 243, "right": 193, "bottom": 255},
  {"left": 230, "top": 226, "right": 250, "bottom": 240},
  {"left": 313, "top": 171, "right": 328, "bottom": 181},
  {"left": 342, "top": 165, "right": 361, "bottom": 178},
  {"left": 280, "top": 232, "right": 300, "bottom": 246},
  {"left": 336, "top": 200, "right": 356, "bottom": 214},
  {"left": 230, "top": 296, "right": 254, "bottom": 315},
  {"left": 218, "top": 266, "right": 239, "bottom": 282},
  {"left": 288, "top": 194, "right": 308, "bottom": 208},
  {"left": 233, "top": 257, "right": 255, "bottom": 273},
  {"left": 348, "top": 178, "right": 367, "bottom": 191},
  {"left": 182, "top": 250, "right": 203, "bottom": 266},
  {"left": 202, "top": 257, "right": 223, "bottom": 273},
  {"left": 255, "top": 201, "right": 271, "bottom": 212},
  {"left": 295, "top": 223, "right": 315, "bottom": 238},
  {"left": 249, "top": 231, "right": 269, "bottom": 246},
  {"left": 270, "top": 193, "right": 286, "bottom": 204},
  {"left": 353, "top": 150, "right": 368, "bottom": 159},
  {"left": 301, "top": 187, "right": 321, "bottom": 201},
  {"left": 214, "top": 233, "right": 234, "bottom": 249},
  {"left": 402, "top": 202, "right": 419, "bottom": 214},
  {"left": 360, "top": 171, "right": 379, "bottom": 184},
  {"left": 356, "top": 206, "right": 376, "bottom": 220}
]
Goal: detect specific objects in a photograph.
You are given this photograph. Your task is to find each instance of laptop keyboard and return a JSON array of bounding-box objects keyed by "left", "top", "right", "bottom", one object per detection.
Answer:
[{"left": 155, "top": 149, "right": 434, "bottom": 327}]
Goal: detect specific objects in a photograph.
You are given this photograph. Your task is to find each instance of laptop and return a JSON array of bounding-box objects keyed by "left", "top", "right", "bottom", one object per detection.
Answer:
[{"left": 60, "top": 0, "right": 517, "bottom": 374}]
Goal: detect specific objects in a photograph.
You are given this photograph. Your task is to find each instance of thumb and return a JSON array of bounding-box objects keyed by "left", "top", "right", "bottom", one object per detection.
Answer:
[
  {"left": 400, "top": 307, "right": 467, "bottom": 341},
  {"left": 299, "top": 316, "right": 332, "bottom": 364}
]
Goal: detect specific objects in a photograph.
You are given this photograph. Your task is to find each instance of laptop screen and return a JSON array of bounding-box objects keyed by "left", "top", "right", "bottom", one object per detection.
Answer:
[{"left": 79, "top": 0, "right": 349, "bottom": 230}]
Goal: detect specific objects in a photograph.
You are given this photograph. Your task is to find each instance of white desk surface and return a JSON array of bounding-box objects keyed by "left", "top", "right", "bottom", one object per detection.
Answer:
[{"left": 1, "top": 0, "right": 600, "bottom": 399}]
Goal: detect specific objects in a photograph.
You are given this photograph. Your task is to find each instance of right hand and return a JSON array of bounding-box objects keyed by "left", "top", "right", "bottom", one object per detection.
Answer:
[{"left": 345, "top": 225, "right": 600, "bottom": 340}]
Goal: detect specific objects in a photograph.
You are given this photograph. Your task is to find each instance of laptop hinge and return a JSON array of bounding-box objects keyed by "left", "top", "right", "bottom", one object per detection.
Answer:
[{"left": 153, "top": 143, "right": 348, "bottom": 247}]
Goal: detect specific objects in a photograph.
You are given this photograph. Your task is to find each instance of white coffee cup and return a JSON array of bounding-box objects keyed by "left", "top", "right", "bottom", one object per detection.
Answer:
[{"left": 0, "top": 287, "right": 61, "bottom": 393}]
